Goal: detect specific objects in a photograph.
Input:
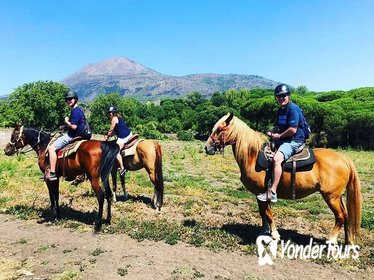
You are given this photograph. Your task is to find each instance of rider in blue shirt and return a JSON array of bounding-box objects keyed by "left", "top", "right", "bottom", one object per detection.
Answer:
[
  {"left": 257, "top": 84, "right": 306, "bottom": 203},
  {"left": 47, "top": 90, "right": 87, "bottom": 181},
  {"left": 104, "top": 106, "right": 132, "bottom": 176}
]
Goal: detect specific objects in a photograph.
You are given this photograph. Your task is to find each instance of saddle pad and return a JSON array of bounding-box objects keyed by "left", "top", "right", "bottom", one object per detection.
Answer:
[
  {"left": 256, "top": 143, "right": 316, "bottom": 172},
  {"left": 120, "top": 139, "right": 143, "bottom": 157},
  {"left": 283, "top": 148, "right": 316, "bottom": 172},
  {"left": 57, "top": 140, "right": 86, "bottom": 159}
]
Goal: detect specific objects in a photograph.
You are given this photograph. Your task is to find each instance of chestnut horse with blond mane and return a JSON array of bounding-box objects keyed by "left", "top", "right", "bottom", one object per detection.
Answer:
[{"left": 205, "top": 113, "right": 362, "bottom": 244}]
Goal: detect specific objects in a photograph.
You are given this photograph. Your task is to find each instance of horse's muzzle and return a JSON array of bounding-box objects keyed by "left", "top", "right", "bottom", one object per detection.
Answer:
[
  {"left": 204, "top": 145, "right": 216, "bottom": 155},
  {"left": 4, "top": 145, "right": 16, "bottom": 156}
]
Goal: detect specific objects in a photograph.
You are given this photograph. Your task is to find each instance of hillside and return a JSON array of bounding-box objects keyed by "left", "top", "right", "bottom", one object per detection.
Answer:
[{"left": 62, "top": 57, "right": 279, "bottom": 101}]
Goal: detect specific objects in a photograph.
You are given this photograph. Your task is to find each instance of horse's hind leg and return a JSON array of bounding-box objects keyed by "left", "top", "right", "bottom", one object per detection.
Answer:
[
  {"left": 322, "top": 193, "right": 347, "bottom": 244},
  {"left": 90, "top": 177, "right": 105, "bottom": 231},
  {"left": 46, "top": 181, "right": 60, "bottom": 221},
  {"left": 257, "top": 200, "right": 280, "bottom": 240}
]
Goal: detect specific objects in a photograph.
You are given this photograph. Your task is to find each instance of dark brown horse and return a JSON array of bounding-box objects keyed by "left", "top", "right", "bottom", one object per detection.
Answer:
[
  {"left": 4, "top": 125, "right": 119, "bottom": 230},
  {"left": 110, "top": 140, "right": 164, "bottom": 210},
  {"left": 205, "top": 113, "right": 362, "bottom": 244}
]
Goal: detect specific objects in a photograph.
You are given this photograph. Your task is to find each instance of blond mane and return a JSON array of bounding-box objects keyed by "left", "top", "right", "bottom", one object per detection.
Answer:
[{"left": 219, "top": 115, "right": 268, "bottom": 163}]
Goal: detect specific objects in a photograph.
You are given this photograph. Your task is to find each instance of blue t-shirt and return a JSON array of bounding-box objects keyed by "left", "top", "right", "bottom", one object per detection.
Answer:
[
  {"left": 277, "top": 102, "right": 305, "bottom": 142},
  {"left": 68, "top": 106, "right": 86, "bottom": 138},
  {"left": 115, "top": 117, "right": 131, "bottom": 138}
]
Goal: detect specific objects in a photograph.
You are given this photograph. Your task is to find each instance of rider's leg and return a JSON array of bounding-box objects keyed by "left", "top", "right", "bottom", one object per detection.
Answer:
[{"left": 270, "top": 151, "right": 285, "bottom": 194}]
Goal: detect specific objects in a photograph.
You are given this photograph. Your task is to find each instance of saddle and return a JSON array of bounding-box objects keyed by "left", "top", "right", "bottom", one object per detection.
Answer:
[
  {"left": 120, "top": 134, "right": 143, "bottom": 157},
  {"left": 57, "top": 139, "right": 86, "bottom": 159},
  {"left": 257, "top": 142, "right": 316, "bottom": 200}
]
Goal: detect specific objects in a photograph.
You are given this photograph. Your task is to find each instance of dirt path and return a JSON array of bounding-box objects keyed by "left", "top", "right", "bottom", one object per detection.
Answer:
[{"left": 0, "top": 214, "right": 370, "bottom": 280}]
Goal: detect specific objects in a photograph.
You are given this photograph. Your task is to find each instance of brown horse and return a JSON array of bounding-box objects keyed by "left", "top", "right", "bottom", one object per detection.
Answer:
[
  {"left": 204, "top": 113, "right": 362, "bottom": 244},
  {"left": 4, "top": 125, "right": 119, "bottom": 231},
  {"left": 110, "top": 140, "right": 164, "bottom": 210}
]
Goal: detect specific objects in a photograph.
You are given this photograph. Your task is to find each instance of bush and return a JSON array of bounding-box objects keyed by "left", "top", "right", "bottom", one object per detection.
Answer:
[{"left": 177, "top": 130, "right": 195, "bottom": 141}]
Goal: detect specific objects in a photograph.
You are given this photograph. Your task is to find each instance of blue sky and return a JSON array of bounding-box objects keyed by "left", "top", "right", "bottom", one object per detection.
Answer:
[{"left": 0, "top": 0, "right": 373, "bottom": 96}]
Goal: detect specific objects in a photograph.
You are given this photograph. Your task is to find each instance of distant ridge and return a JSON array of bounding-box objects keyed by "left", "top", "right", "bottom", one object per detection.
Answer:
[{"left": 62, "top": 57, "right": 279, "bottom": 101}]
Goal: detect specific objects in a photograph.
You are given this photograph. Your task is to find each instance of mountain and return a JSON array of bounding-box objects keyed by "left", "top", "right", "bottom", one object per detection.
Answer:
[{"left": 62, "top": 57, "right": 279, "bottom": 101}]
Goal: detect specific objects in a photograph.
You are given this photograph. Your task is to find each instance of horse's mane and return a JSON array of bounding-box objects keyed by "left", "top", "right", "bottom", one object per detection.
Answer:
[
  {"left": 23, "top": 127, "right": 51, "bottom": 150},
  {"left": 228, "top": 116, "right": 268, "bottom": 161}
]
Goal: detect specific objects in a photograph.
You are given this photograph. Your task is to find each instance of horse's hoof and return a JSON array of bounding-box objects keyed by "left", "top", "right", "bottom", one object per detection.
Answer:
[{"left": 271, "top": 231, "right": 281, "bottom": 241}]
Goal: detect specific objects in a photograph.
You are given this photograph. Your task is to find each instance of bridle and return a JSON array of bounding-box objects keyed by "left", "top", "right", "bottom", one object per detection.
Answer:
[
  {"left": 8, "top": 126, "right": 25, "bottom": 152},
  {"left": 8, "top": 126, "right": 44, "bottom": 155},
  {"left": 209, "top": 124, "right": 236, "bottom": 153}
]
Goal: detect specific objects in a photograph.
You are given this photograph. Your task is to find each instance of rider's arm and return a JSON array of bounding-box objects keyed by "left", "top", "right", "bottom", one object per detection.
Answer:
[
  {"left": 65, "top": 117, "right": 77, "bottom": 130},
  {"left": 107, "top": 117, "right": 118, "bottom": 137}
]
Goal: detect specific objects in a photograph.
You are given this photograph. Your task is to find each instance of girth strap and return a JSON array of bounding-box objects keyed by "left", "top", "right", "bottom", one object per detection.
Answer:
[{"left": 291, "top": 161, "right": 296, "bottom": 200}]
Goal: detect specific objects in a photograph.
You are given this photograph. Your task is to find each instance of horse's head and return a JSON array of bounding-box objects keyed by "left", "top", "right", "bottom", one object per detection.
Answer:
[
  {"left": 4, "top": 125, "right": 27, "bottom": 156},
  {"left": 204, "top": 112, "right": 235, "bottom": 155}
]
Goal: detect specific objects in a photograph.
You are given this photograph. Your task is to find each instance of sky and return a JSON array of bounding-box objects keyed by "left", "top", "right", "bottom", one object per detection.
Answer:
[{"left": 0, "top": 0, "right": 373, "bottom": 96}]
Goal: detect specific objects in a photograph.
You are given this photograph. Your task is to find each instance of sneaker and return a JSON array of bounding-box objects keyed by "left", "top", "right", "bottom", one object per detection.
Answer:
[
  {"left": 49, "top": 172, "right": 58, "bottom": 181},
  {"left": 257, "top": 191, "right": 277, "bottom": 203}
]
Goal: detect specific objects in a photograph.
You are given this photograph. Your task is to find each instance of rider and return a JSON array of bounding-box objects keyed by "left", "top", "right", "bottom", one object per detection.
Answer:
[
  {"left": 47, "top": 90, "right": 87, "bottom": 181},
  {"left": 257, "top": 84, "right": 306, "bottom": 203},
  {"left": 104, "top": 106, "right": 132, "bottom": 176}
]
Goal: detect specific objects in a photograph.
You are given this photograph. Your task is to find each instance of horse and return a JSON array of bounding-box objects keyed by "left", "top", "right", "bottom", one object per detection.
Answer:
[
  {"left": 4, "top": 125, "right": 119, "bottom": 231},
  {"left": 109, "top": 139, "right": 164, "bottom": 210},
  {"left": 204, "top": 113, "right": 362, "bottom": 244}
]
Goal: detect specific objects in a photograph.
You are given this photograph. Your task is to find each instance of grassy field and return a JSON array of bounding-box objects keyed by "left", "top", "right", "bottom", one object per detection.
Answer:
[{"left": 0, "top": 140, "right": 373, "bottom": 270}]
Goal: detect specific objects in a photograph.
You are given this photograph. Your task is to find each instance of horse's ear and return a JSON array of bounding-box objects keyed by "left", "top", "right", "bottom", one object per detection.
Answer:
[{"left": 224, "top": 112, "right": 234, "bottom": 126}]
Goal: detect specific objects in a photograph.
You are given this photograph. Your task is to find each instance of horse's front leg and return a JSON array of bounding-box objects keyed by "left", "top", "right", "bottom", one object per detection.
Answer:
[
  {"left": 120, "top": 170, "right": 128, "bottom": 201},
  {"left": 257, "top": 199, "right": 280, "bottom": 240},
  {"left": 46, "top": 180, "right": 60, "bottom": 221},
  {"left": 105, "top": 179, "right": 112, "bottom": 224},
  {"left": 111, "top": 168, "right": 118, "bottom": 202}
]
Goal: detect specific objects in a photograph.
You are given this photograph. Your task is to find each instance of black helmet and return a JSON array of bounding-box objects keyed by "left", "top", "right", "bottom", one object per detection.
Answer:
[
  {"left": 274, "top": 84, "right": 291, "bottom": 96},
  {"left": 64, "top": 90, "right": 78, "bottom": 100},
  {"left": 107, "top": 106, "right": 117, "bottom": 113}
]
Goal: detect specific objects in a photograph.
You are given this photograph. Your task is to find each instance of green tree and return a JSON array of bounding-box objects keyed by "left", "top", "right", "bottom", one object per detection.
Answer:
[{"left": 7, "top": 81, "right": 68, "bottom": 128}]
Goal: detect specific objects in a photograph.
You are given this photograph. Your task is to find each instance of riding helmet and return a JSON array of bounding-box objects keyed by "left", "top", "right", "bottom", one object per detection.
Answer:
[
  {"left": 64, "top": 90, "right": 78, "bottom": 100},
  {"left": 274, "top": 84, "right": 291, "bottom": 96},
  {"left": 107, "top": 106, "right": 117, "bottom": 113}
]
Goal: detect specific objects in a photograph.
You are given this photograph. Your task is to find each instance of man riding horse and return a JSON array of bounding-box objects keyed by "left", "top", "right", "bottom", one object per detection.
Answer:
[{"left": 257, "top": 84, "right": 307, "bottom": 203}]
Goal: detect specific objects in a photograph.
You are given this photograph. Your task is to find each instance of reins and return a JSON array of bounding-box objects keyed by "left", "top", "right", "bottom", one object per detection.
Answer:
[{"left": 209, "top": 125, "right": 236, "bottom": 155}]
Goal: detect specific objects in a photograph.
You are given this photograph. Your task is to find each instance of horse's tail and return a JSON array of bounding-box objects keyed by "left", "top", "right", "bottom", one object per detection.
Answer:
[
  {"left": 99, "top": 141, "right": 120, "bottom": 194},
  {"left": 154, "top": 142, "right": 164, "bottom": 209},
  {"left": 346, "top": 158, "right": 362, "bottom": 242}
]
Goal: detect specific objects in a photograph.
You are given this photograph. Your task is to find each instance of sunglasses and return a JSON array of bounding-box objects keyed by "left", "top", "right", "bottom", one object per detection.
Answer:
[
  {"left": 65, "top": 98, "right": 74, "bottom": 101},
  {"left": 276, "top": 94, "right": 288, "bottom": 99}
]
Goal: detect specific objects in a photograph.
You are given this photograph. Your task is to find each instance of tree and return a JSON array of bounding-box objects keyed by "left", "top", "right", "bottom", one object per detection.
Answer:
[{"left": 7, "top": 81, "right": 68, "bottom": 129}]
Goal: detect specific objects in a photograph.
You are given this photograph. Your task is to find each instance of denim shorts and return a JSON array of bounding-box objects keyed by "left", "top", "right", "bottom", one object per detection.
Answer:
[
  {"left": 116, "top": 132, "right": 133, "bottom": 145},
  {"left": 53, "top": 134, "right": 73, "bottom": 150},
  {"left": 278, "top": 140, "right": 304, "bottom": 161}
]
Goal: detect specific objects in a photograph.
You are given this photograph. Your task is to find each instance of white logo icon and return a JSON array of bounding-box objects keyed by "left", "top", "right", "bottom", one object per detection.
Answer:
[{"left": 256, "top": 235, "right": 278, "bottom": 265}]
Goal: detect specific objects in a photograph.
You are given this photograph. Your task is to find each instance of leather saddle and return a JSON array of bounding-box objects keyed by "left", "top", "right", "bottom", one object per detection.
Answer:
[
  {"left": 256, "top": 142, "right": 316, "bottom": 200},
  {"left": 257, "top": 142, "right": 316, "bottom": 172},
  {"left": 120, "top": 134, "right": 142, "bottom": 157},
  {"left": 57, "top": 139, "right": 86, "bottom": 159}
]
